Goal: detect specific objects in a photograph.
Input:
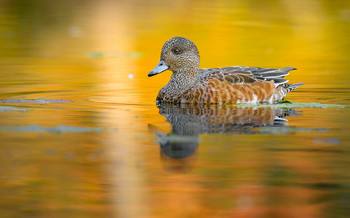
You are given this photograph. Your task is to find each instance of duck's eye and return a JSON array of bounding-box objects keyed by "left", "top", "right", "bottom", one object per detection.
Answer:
[{"left": 172, "top": 48, "right": 182, "bottom": 55}]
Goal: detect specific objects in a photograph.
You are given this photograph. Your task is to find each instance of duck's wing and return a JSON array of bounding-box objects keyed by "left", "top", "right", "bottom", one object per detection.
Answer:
[
  {"left": 198, "top": 67, "right": 257, "bottom": 84},
  {"left": 199, "top": 66, "right": 296, "bottom": 86}
]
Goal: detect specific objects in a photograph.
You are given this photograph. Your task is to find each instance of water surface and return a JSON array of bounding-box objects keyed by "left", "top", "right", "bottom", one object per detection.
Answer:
[{"left": 0, "top": 0, "right": 350, "bottom": 217}]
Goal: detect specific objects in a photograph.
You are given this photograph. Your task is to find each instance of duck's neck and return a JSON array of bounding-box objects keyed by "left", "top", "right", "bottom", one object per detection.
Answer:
[{"left": 168, "top": 67, "right": 199, "bottom": 90}]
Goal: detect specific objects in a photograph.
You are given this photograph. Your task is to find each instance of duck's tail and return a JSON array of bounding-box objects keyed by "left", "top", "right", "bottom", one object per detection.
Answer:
[
  {"left": 282, "top": 82, "right": 304, "bottom": 93},
  {"left": 277, "top": 82, "right": 304, "bottom": 101}
]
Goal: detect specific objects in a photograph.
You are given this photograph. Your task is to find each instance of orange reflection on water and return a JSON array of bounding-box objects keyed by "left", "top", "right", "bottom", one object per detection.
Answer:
[{"left": 0, "top": 0, "right": 349, "bottom": 217}]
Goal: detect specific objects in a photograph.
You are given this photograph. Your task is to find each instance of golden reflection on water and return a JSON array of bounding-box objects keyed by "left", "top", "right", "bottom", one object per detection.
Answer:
[{"left": 0, "top": 0, "right": 350, "bottom": 217}]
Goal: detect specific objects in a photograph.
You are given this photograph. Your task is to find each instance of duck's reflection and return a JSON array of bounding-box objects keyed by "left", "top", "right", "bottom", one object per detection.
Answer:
[{"left": 153, "top": 104, "right": 298, "bottom": 173}]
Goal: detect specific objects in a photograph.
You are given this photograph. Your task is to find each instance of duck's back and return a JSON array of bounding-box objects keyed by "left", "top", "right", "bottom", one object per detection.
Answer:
[{"left": 157, "top": 66, "right": 303, "bottom": 104}]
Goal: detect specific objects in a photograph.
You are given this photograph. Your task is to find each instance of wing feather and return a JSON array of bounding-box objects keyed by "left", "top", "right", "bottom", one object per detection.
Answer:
[{"left": 199, "top": 66, "right": 296, "bottom": 86}]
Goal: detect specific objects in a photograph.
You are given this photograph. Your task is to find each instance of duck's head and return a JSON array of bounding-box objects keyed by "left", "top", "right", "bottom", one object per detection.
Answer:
[{"left": 148, "top": 37, "right": 200, "bottom": 77}]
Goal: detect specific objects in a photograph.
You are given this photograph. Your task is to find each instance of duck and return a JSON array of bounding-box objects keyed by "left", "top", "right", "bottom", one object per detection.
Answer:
[{"left": 148, "top": 37, "right": 303, "bottom": 104}]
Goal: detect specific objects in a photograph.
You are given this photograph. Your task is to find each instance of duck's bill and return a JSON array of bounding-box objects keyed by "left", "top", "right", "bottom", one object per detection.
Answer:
[{"left": 148, "top": 60, "right": 169, "bottom": 77}]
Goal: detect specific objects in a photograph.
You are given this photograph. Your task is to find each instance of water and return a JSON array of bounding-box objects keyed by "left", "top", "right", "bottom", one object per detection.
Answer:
[{"left": 0, "top": 0, "right": 350, "bottom": 217}]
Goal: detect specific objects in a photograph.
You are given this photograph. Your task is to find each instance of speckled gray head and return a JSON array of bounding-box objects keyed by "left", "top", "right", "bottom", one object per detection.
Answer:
[{"left": 148, "top": 37, "right": 200, "bottom": 77}]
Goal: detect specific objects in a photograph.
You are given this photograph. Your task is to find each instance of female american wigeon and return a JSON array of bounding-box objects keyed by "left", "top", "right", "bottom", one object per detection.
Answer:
[{"left": 148, "top": 37, "right": 303, "bottom": 104}]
